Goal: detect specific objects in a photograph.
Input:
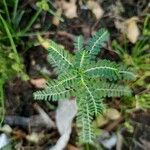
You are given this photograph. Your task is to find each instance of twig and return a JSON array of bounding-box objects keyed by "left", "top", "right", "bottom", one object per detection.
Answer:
[{"left": 33, "top": 103, "right": 55, "bottom": 128}]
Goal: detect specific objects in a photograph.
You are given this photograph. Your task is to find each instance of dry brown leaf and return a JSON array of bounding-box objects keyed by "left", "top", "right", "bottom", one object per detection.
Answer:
[
  {"left": 115, "top": 17, "right": 140, "bottom": 43},
  {"left": 87, "top": 0, "right": 104, "bottom": 20},
  {"left": 0, "top": 134, "right": 10, "bottom": 149},
  {"left": 55, "top": 0, "right": 77, "bottom": 19},
  {"left": 30, "top": 78, "right": 46, "bottom": 88},
  {"left": 37, "top": 35, "right": 49, "bottom": 49},
  {"left": 0, "top": 125, "right": 12, "bottom": 134},
  {"left": 114, "top": 20, "right": 125, "bottom": 32},
  {"left": 26, "top": 132, "right": 44, "bottom": 143},
  {"left": 50, "top": 100, "right": 77, "bottom": 150},
  {"left": 34, "top": 103, "right": 55, "bottom": 128},
  {"left": 52, "top": 8, "right": 62, "bottom": 26},
  {"left": 140, "top": 138, "right": 150, "bottom": 150},
  {"left": 67, "top": 144, "right": 79, "bottom": 150},
  {"left": 106, "top": 108, "right": 121, "bottom": 120},
  {"left": 94, "top": 115, "right": 109, "bottom": 127},
  {"left": 37, "top": 35, "right": 65, "bottom": 50},
  {"left": 125, "top": 17, "right": 140, "bottom": 43},
  {"left": 111, "top": 1, "right": 124, "bottom": 17}
]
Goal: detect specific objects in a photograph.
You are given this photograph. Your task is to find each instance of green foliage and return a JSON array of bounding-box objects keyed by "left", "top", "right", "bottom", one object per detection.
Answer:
[
  {"left": 0, "top": 11, "right": 28, "bottom": 124},
  {"left": 0, "top": 0, "right": 63, "bottom": 124},
  {"left": 136, "top": 94, "right": 150, "bottom": 109},
  {"left": 112, "top": 15, "right": 150, "bottom": 111},
  {"left": 0, "top": 0, "right": 44, "bottom": 78},
  {"left": 86, "top": 29, "right": 109, "bottom": 59},
  {"left": 34, "top": 28, "right": 135, "bottom": 144},
  {"left": 112, "top": 15, "right": 150, "bottom": 72},
  {"left": 143, "top": 14, "right": 150, "bottom": 36},
  {"left": 74, "top": 35, "right": 84, "bottom": 51},
  {"left": 0, "top": 0, "right": 41, "bottom": 124}
]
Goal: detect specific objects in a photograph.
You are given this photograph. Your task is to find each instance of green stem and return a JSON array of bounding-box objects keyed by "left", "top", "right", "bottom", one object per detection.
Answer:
[
  {"left": 48, "top": 9, "right": 63, "bottom": 22},
  {"left": 86, "top": 144, "right": 89, "bottom": 150},
  {"left": 3, "top": 0, "right": 11, "bottom": 23},
  {"left": 0, "top": 31, "right": 49, "bottom": 40},
  {"left": 13, "top": 0, "right": 19, "bottom": 20},
  {"left": 0, "top": 83, "right": 5, "bottom": 126},
  {"left": 23, "top": 8, "right": 42, "bottom": 33},
  {"left": 0, "top": 14, "right": 20, "bottom": 64}
]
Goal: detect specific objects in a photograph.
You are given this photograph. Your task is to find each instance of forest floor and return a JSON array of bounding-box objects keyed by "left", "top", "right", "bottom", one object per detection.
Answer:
[{"left": 0, "top": 0, "right": 150, "bottom": 150}]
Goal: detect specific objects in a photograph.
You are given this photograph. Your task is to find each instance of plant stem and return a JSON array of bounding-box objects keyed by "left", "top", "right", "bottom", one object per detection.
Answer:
[
  {"left": 48, "top": 9, "right": 63, "bottom": 22},
  {"left": 0, "top": 82, "right": 5, "bottom": 126},
  {"left": 0, "top": 31, "right": 49, "bottom": 40},
  {"left": 3, "top": 0, "right": 11, "bottom": 23},
  {"left": 0, "top": 14, "right": 20, "bottom": 64},
  {"left": 86, "top": 144, "right": 89, "bottom": 150},
  {"left": 23, "top": 8, "right": 42, "bottom": 33},
  {"left": 13, "top": 0, "right": 19, "bottom": 21}
]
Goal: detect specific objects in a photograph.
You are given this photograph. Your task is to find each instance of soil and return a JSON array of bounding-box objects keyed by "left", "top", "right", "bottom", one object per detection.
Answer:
[{"left": 1, "top": 0, "right": 149, "bottom": 149}]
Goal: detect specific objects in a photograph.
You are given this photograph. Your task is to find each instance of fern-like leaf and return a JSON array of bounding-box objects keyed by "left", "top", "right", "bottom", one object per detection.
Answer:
[
  {"left": 118, "top": 65, "right": 137, "bottom": 80},
  {"left": 81, "top": 77, "right": 103, "bottom": 116},
  {"left": 77, "top": 100, "right": 95, "bottom": 144},
  {"left": 84, "top": 60, "right": 119, "bottom": 80},
  {"left": 34, "top": 28, "right": 136, "bottom": 144},
  {"left": 74, "top": 35, "right": 84, "bottom": 51},
  {"left": 47, "top": 40, "right": 74, "bottom": 72},
  {"left": 95, "top": 82, "right": 131, "bottom": 97},
  {"left": 34, "top": 86, "right": 74, "bottom": 101},
  {"left": 86, "top": 28, "right": 109, "bottom": 59},
  {"left": 74, "top": 51, "right": 90, "bottom": 68},
  {"left": 84, "top": 60, "right": 136, "bottom": 81}
]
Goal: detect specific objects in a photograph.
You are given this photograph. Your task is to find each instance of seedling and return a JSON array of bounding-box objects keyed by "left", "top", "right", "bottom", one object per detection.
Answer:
[{"left": 34, "top": 29, "right": 135, "bottom": 144}]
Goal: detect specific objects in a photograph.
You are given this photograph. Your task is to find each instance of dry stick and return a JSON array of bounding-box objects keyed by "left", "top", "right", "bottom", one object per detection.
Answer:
[
  {"left": 0, "top": 83, "right": 5, "bottom": 125},
  {"left": 33, "top": 103, "right": 55, "bottom": 128},
  {"left": 57, "top": 31, "right": 75, "bottom": 40},
  {"left": 105, "top": 117, "right": 124, "bottom": 132},
  {"left": 5, "top": 103, "right": 56, "bottom": 129}
]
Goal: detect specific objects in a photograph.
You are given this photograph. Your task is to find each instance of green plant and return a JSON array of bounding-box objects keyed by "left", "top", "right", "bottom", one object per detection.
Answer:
[
  {"left": 112, "top": 36, "right": 149, "bottom": 72},
  {"left": 0, "top": 0, "right": 63, "bottom": 40},
  {"left": 112, "top": 15, "right": 150, "bottom": 110},
  {"left": 0, "top": 13, "right": 27, "bottom": 125},
  {"left": 33, "top": 29, "right": 135, "bottom": 144},
  {"left": 112, "top": 15, "right": 150, "bottom": 72},
  {"left": 0, "top": 0, "right": 63, "bottom": 124}
]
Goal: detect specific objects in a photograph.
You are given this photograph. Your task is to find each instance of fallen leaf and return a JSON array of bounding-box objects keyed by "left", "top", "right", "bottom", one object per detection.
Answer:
[
  {"left": 87, "top": 0, "right": 104, "bottom": 20},
  {"left": 0, "top": 134, "right": 10, "bottom": 149},
  {"left": 37, "top": 34, "right": 64, "bottom": 50},
  {"left": 12, "top": 130, "right": 26, "bottom": 139},
  {"left": 55, "top": 0, "right": 77, "bottom": 19},
  {"left": 52, "top": 8, "right": 62, "bottom": 26},
  {"left": 111, "top": 1, "right": 124, "bottom": 16},
  {"left": 94, "top": 115, "right": 109, "bottom": 127},
  {"left": 0, "top": 124, "right": 12, "bottom": 134},
  {"left": 67, "top": 144, "right": 79, "bottom": 150},
  {"left": 37, "top": 35, "right": 50, "bottom": 49},
  {"left": 30, "top": 78, "right": 46, "bottom": 88},
  {"left": 34, "top": 103, "right": 55, "bottom": 128},
  {"left": 115, "top": 20, "right": 126, "bottom": 32},
  {"left": 140, "top": 138, "right": 150, "bottom": 150},
  {"left": 116, "top": 132, "right": 123, "bottom": 150},
  {"left": 26, "top": 132, "right": 44, "bottom": 143},
  {"left": 50, "top": 100, "right": 77, "bottom": 150},
  {"left": 100, "top": 133, "right": 117, "bottom": 149},
  {"left": 106, "top": 108, "right": 121, "bottom": 120},
  {"left": 125, "top": 17, "right": 140, "bottom": 43},
  {"left": 115, "top": 17, "right": 140, "bottom": 43}
]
